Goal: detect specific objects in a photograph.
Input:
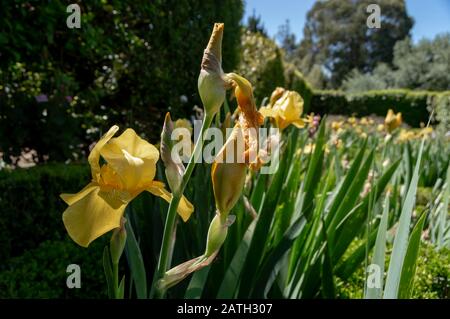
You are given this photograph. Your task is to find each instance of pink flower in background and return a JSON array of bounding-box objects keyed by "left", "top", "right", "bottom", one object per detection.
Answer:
[{"left": 35, "top": 94, "right": 48, "bottom": 103}]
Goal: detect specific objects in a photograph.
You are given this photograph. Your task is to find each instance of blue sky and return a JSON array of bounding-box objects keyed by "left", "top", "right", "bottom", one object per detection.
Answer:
[{"left": 243, "top": 0, "right": 450, "bottom": 43}]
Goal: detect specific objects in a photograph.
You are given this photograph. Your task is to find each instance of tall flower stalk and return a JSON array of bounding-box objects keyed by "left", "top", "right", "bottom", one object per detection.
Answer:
[{"left": 153, "top": 23, "right": 227, "bottom": 298}]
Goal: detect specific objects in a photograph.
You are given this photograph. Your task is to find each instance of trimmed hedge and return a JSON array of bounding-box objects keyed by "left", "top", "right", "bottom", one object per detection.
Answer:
[
  {"left": 0, "top": 164, "right": 89, "bottom": 261},
  {"left": 429, "top": 91, "right": 450, "bottom": 133},
  {"left": 0, "top": 239, "right": 107, "bottom": 298},
  {"left": 310, "top": 89, "right": 450, "bottom": 127}
]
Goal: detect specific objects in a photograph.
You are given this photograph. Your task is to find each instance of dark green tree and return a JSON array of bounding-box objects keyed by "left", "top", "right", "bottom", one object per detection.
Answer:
[
  {"left": 247, "top": 9, "right": 268, "bottom": 36},
  {"left": 297, "top": 0, "right": 413, "bottom": 88},
  {"left": 0, "top": 0, "right": 243, "bottom": 164},
  {"left": 343, "top": 34, "right": 450, "bottom": 92}
]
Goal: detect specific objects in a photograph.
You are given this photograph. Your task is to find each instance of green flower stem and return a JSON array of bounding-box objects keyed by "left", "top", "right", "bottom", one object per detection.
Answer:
[
  {"left": 153, "top": 113, "right": 214, "bottom": 298},
  {"left": 112, "top": 261, "right": 119, "bottom": 299}
]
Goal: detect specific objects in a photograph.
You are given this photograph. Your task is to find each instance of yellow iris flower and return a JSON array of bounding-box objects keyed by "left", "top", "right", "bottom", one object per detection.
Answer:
[
  {"left": 61, "top": 125, "right": 194, "bottom": 247},
  {"left": 397, "top": 129, "right": 416, "bottom": 142},
  {"left": 384, "top": 109, "right": 402, "bottom": 132},
  {"left": 212, "top": 73, "right": 264, "bottom": 217},
  {"left": 331, "top": 120, "right": 344, "bottom": 132},
  {"left": 158, "top": 73, "right": 265, "bottom": 289},
  {"left": 259, "top": 87, "right": 305, "bottom": 131}
]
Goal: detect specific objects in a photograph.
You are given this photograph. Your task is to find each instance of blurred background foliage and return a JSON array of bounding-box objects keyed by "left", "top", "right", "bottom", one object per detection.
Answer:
[{"left": 0, "top": 0, "right": 243, "bottom": 164}]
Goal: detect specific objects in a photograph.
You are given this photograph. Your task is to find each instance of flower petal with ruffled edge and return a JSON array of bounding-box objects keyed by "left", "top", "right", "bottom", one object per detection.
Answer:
[
  {"left": 100, "top": 128, "right": 159, "bottom": 191},
  {"left": 88, "top": 126, "right": 120, "bottom": 182},
  {"left": 61, "top": 185, "right": 127, "bottom": 247},
  {"left": 147, "top": 181, "right": 194, "bottom": 222}
]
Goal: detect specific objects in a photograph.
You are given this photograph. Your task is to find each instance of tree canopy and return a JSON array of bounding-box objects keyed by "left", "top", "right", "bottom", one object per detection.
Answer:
[
  {"left": 297, "top": 0, "right": 413, "bottom": 88},
  {"left": 343, "top": 34, "right": 450, "bottom": 92}
]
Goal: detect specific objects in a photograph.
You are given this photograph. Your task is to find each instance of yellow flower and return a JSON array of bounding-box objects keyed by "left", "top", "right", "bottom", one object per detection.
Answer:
[
  {"left": 347, "top": 116, "right": 357, "bottom": 126},
  {"left": 159, "top": 73, "right": 264, "bottom": 290},
  {"left": 360, "top": 117, "right": 369, "bottom": 125},
  {"left": 211, "top": 125, "right": 247, "bottom": 218},
  {"left": 331, "top": 121, "right": 343, "bottom": 131},
  {"left": 259, "top": 88, "right": 305, "bottom": 131},
  {"left": 417, "top": 127, "right": 433, "bottom": 138},
  {"left": 61, "top": 126, "right": 194, "bottom": 247},
  {"left": 212, "top": 73, "right": 264, "bottom": 216},
  {"left": 384, "top": 109, "right": 402, "bottom": 132},
  {"left": 377, "top": 124, "right": 385, "bottom": 132},
  {"left": 269, "top": 87, "right": 286, "bottom": 106},
  {"left": 397, "top": 129, "right": 416, "bottom": 142},
  {"left": 225, "top": 73, "right": 264, "bottom": 170}
]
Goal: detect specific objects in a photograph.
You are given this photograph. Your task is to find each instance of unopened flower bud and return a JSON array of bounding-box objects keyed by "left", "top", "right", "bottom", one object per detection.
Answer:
[
  {"left": 198, "top": 23, "right": 227, "bottom": 117},
  {"left": 110, "top": 218, "right": 127, "bottom": 265},
  {"left": 160, "top": 112, "right": 185, "bottom": 192},
  {"left": 211, "top": 126, "right": 247, "bottom": 217},
  {"left": 204, "top": 213, "right": 234, "bottom": 257}
]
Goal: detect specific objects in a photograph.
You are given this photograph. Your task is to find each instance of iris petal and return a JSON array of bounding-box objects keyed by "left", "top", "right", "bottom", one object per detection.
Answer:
[
  {"left": 147, "top": 181, "right": 194, "bottom": 222},
  {"left": 100, "top": 128, "right": 159, "bottom": 190},
  {"left": 62, "top": 186, "right": 126, "bottom": 247},
  {"left": 88, "top": 126, "right": 119, "bottom": 182}
]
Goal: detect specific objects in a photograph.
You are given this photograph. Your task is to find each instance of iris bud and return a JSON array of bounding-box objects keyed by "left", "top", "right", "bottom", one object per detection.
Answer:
[
  {"left": 110, "top": 218, "right": 127, "bottom": 265},
  {"left": 198, "top": 23, "right": 227, "bottom": 117}
]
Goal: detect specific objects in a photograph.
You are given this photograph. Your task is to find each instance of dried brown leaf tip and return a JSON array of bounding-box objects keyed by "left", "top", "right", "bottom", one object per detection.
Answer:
[{"left": 201, "top": 23, "right": 224, "bottom": 71}]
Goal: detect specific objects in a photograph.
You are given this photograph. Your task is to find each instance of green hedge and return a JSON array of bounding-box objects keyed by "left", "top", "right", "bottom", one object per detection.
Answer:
[
  {"left": 310, "top": 89, "right": 450, "bottom": 127},
  {"left": 429, "top": 91, "right": 450, "bottom": 133},
  {"left": 336, "top": 243, "right": 449, "bottom": 299},
  {"left": 0, "top": 239, "right": 107, "bottom": 298},
  {"left": 0, "top": 164, "right": 89, "bottom": 260},
  {"left": 254, "top": 49, "right": 286, "bottom": 104}
]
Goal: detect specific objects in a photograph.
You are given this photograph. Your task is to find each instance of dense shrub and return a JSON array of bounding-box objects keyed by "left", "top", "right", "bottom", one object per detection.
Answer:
[
  {"left": 0, "top": 1, "right": 243, "bottom": 164},
  {"left": 285, "top": 66, "right": 314, "bottom": 113},
  {"left": 428, "top": 92, "right": 450, "bottom": 134},
  {"left": 336, "top": 243, "right": 450, "bottom": 299},
  {"left": 413, "top": 244, "right": 450, "bottom": 299},
  {"left": 310, "top": 90, "right": 349, "bottom": 115},
  {"left": 0, "top": 238, "right": 107, "bottom": 298},
  {"left": 0, "top": 164, "right": 89, "bottom": 260},
  {"left": 237, "top": 30, "right": 285, "bottom": 105},
  {"left": 310, "top": 89, "right": 450, "bottom": 127},
  {"left": 342, "top": 35, "right": 450, "bottom": 93},
  {"left": 237, "top": 31, "right": 315, "bottom": 112}
]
